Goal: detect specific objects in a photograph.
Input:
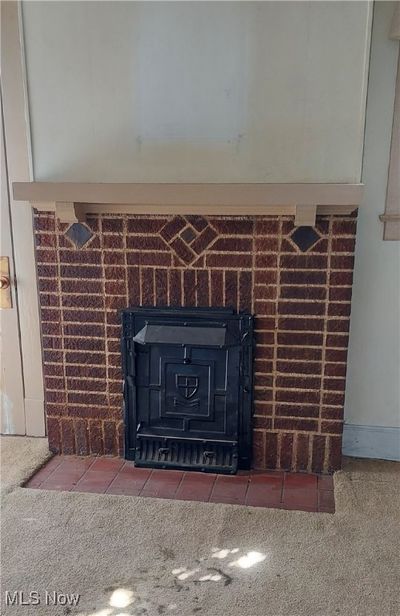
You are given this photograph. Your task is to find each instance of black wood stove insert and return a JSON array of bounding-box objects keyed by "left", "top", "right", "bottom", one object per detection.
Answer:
[{"left": 121, "top": 307, "right": 254, "bottom": 474}]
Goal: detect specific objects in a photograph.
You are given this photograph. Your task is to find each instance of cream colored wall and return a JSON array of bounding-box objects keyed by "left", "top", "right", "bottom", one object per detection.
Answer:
[
  {"left": 22, "top": 0, "right": 372, "bottom": 183},
  {"left": 344, "top": 2, "right": 400, "bottom": 460}
]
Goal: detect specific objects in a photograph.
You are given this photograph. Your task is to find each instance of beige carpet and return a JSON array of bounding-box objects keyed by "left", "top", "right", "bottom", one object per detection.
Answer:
[
  {"left": 1, "top": 437, "right": 399, "bottom": 616},
  {"left": 0, "top": 436, "right": 51, "bottom": 497}
]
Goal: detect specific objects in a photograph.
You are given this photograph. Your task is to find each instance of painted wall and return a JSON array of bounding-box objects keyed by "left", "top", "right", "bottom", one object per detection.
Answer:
[
  {"left": 22, "top": 1, "right": 371, "bottom": 183},
  {"left": 343, "top": 2, "right": 400, "bottom": 461}
]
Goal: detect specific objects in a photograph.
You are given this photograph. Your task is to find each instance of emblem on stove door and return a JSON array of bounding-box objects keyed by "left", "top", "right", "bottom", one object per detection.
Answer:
[{"left": 176, "top": 375, "right": 199, "bottom": 399}]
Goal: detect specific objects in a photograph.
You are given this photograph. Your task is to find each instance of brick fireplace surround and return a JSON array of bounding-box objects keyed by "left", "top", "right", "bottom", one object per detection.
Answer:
[{"left": 34, "top": 212, "right": 356, "bottom": 474}]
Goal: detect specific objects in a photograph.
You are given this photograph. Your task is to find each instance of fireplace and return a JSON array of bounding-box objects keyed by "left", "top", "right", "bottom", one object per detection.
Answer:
[
  {"left": 31, "top": 208, "right": 358, "bottom": 475},
  {"left": 122, "top": 307, "right": 253, "bottom": 473}
]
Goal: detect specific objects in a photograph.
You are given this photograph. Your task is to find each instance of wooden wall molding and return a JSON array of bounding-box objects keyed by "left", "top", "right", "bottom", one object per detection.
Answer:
[
  {"left": 381, "top": 49, "right": 400, "bottom": 240},
  {"left": 13, "top": 182, "right": 363, "bottom": 226}
]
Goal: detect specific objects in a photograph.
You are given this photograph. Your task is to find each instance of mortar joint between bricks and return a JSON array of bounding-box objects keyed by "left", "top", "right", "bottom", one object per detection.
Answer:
[
  {"left": 321, "top": 217, "right": 334, "bottom": 472},
  {"left": 272, "top": 218, "right": 283, "bottom": 453}
]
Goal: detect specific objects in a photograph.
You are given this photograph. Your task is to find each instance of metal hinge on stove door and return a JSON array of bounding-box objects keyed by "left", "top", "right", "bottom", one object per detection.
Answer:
[
  {"left": 241, "top": 373, "right": 251, "bottom": 395},
  {"left": 124, "top": 338, "right": 136, "bottom": 377}
]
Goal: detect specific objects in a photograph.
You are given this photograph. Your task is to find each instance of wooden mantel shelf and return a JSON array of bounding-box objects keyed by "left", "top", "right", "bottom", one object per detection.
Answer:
[{"left": 12, "top": 182, "right": 363, "bottom": 227}]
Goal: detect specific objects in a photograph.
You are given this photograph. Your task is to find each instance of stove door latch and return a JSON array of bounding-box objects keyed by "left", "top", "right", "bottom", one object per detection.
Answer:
[
  {"left": 158, "top": 447, "right": 170, "bottom": 456},
  {"left": 203, "top": 450, "right": 216, "bottom": 461}
]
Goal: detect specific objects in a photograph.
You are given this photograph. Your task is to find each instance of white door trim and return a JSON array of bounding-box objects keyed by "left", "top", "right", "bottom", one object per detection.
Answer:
[
  {"left": 1, "top": 1, "right": 45, "bottom": 436},
  {"left": 1, "top": 95, "right": 26, "bottom": 434}
]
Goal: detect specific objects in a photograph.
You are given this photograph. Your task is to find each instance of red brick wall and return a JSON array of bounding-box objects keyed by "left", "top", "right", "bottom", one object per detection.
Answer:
[{"left": 34, "top": 212, "right": 357, "bottom": 473}]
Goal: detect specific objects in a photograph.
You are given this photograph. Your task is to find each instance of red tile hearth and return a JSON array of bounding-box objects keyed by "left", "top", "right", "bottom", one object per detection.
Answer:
[{"left": 24, "top": 455, "right": 335, "bottom": 513}]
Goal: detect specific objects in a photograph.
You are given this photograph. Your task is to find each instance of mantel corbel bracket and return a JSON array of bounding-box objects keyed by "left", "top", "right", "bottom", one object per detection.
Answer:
[
  {"left": 55, "top": 202, "right": 86, "bottom": 224},
  {"left": 294, "top": 204, "right": 317, "bottom": 227}
]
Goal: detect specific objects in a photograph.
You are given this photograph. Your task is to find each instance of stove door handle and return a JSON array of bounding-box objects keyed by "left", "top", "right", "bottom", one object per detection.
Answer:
[{"left": 203, "top": 451, "right": 216, "bottom": 460}]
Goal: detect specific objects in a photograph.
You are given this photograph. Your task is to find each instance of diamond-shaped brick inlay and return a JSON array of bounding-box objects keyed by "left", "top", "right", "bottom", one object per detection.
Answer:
[
  {"left": 180, "top": 226, "right": 197, "bottom": 244},
  {"left": 65, "top": 223, "right": 94, "bottom": 249},
  {"left": 191, "top": 226, "right": 217, "bottom": 255},
  {"left": 185, "top": 215, "right": 208, "bottom": 232},
  {"left": 160, "top": 216, "right": 217, "bottom": 265},
  {"left": 170, "top": 237, "right": 196, "bottom": 264},
  {"left": 290, "top": 226, "right": 321, "bottom": 252},
  {"left": 160, "top": 216, "right": 186, "bottom": 243}
]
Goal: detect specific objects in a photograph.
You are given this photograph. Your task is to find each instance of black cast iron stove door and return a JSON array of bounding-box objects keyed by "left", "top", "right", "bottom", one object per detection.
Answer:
[{"left": 122, "top": 307, "right": 253, "bottom": 474}]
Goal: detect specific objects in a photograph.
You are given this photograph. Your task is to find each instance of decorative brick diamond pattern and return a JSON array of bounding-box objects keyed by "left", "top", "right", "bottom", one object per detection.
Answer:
[
  {"left": 159, "top": 216, "right": 218, "bottom": 265},
  {"left": 34, "top": 212, "right": 357, "bottom": 473},
  {"left": 180, "top": 226, "right": 197, "bottom": 244},
  {"left": 65, "top": 223, "right": 94, "bottom": 249},
  {"left": 290, "top": 226, "right": 321, "bottom": 252}
]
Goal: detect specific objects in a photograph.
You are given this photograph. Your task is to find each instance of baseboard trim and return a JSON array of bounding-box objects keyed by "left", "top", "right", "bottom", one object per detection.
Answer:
[{"left": 343, "top": 424, "right": 400, "bottom": 461}]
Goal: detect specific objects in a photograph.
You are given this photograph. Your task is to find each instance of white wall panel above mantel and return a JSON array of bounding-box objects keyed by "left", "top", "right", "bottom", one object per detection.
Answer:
[{"left": 22, "top": 1, "right": 372, "bottom": 183}]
